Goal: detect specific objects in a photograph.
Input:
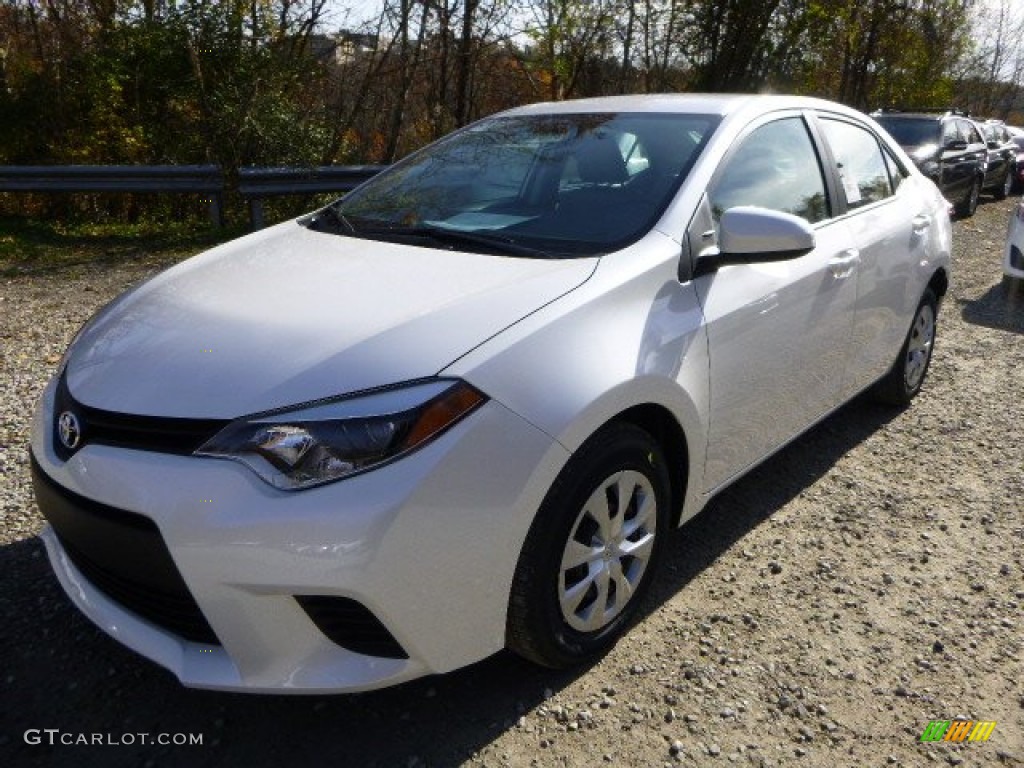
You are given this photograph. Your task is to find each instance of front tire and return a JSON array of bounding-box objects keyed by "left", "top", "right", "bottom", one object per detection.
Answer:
[
  {"left": 506, "top": 423, "right": 671, "bottom": 669},
  {"left": 872, "top": 288, "right": 938, "bottom": 405}
]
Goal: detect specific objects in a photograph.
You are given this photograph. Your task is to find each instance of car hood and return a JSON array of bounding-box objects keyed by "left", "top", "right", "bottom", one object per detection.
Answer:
[
  {"left": 65, "top": 221, "right": 598, "bottom": 418},
  {"left": 909, "top": 143, "right": 939, "bottom": 163}
]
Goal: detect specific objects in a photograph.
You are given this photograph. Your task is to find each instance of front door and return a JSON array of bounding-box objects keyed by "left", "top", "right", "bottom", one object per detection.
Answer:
[{"left": 692, "top": 114, "right": 859, "bottom": 492}]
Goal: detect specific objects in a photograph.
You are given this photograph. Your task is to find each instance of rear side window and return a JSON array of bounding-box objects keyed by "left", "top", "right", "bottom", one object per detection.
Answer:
[
  {"left": 876, "top": 117, "right": 940, "bottom": 147},
  {"left": 882, "top": 148, "right": 908, "bottom": 192},
  {"left": 959, "top": 120, "right": 983, "bottom": 145},
  {"left": 709, "top": 117, "right": 829, "bottom": 224},
  {"left": 820, "top": 119, "right": 893, "bottom": 208}
]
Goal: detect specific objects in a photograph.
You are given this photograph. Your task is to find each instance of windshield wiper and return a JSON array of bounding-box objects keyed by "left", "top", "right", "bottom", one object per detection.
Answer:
[
  {"left": 306, "top": 214, "right": 556, "bottom": 258},
  {"left": 306, "top": 206, "right": 357, "bottom": 235},
  {"left": 367, "top": 225, "right": 550, "bottom": 259}
]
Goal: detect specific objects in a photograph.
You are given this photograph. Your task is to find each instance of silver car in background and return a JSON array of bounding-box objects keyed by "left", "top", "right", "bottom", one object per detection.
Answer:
[{"left": 31, "top": 95, "right": 951, "bottom": 692}]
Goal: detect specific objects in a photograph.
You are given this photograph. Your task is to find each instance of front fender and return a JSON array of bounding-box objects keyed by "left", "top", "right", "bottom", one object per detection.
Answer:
[{"left": 443, "top": 233, "right": 711, "bottom": 524}]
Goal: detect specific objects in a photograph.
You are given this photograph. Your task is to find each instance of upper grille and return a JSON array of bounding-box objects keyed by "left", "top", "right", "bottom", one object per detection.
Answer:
[
  {"left": 31, "top": 454, "right": 220, "bottom": 645},
  {"left": 53, "top": 370, "right": 229, "bottom": 461}
]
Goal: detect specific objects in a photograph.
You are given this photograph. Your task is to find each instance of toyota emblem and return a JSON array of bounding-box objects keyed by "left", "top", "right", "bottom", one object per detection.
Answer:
[{"left": 58, "top": 411, "right": 82, "bottom": 450}]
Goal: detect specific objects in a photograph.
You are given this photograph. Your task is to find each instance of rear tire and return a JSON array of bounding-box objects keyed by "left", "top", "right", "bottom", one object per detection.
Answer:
[
  {"left": 507, "top": 423, "right": 671, "bottom": 669},
  {"left": 996, "top": 168, "right": 1011, "bottom": 200},
  {"left": 957, "top": 178, "right": 980, "bottom": 218},
  {"left": 873, "top": 288, "right": 938, "bottom": 406}
]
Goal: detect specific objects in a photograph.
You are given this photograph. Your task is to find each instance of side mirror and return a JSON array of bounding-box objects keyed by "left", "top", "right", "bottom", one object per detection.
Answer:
[{"left": 694, "top": 206, "right": 815, "bottom": 277}]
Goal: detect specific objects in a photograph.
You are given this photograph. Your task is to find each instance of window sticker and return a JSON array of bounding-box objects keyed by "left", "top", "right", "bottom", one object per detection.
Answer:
[{"left": 841, "top": 171, "right": 862, "bottom": 204}]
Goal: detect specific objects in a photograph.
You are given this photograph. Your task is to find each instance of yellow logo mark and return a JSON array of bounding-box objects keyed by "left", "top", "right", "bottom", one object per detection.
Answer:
[{"left": 968, "top": 721, "right": 997, "bottom": 742}]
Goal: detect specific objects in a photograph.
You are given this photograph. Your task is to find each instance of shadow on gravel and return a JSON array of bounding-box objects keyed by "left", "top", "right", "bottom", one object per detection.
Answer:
[
  {"left": 647, "top": 395, "right": 902, "bottom": 613},
  {"left": 958, "top": 279, "right": 1024, "bottom": 335},
  {"left": 3, "top": 397, "right": 904, "bottom": 768}
]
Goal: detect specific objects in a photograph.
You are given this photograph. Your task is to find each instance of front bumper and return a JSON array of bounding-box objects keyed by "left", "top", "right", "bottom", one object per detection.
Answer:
[{"left": 31, "top": 377, "right": 568, "bottom": 692}]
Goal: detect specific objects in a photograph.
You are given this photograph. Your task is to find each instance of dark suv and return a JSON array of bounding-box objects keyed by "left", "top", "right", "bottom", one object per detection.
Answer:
[
  {"left": 980, "top": 120, "right": 1018, "bottom": 199},
  {"left": 872, "top": 109, "right": 987, "bottom": 217}
]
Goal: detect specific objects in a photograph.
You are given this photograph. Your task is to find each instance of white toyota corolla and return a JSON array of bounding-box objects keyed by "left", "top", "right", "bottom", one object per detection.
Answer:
[{"left": 31, "top": 94, "right": 951, "bottom": 692}]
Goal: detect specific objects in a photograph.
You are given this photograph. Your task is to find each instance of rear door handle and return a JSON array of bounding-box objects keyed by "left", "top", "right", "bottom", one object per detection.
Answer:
[
  {"left": 829, "top": 249, "right": 860, "bottom": 279},
  {"left": 912, "top": 214, "right": 932, "bottom": 233}
]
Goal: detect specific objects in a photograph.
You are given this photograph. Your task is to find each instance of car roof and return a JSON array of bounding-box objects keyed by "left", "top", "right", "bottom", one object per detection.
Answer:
[
  {"left": 875, "top": 110, "right": 962, "bottom": 120},
  {"left": 497, "top": 93, "right": 866, "bottom": 120}
]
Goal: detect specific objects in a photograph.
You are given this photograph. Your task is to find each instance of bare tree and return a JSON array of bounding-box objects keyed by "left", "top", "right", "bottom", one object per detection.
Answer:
[{"left": 955, "top": 0, "right": 1024, "bottom": 117}]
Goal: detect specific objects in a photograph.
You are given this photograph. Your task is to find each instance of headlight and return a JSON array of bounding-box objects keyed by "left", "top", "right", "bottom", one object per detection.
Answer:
[{"left": 196, "top": 380, "right": 486, "bottom": 490}]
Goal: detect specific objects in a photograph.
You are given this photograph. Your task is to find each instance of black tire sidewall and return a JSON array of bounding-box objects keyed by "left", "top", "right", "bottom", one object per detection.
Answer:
[
  {"left": 967, "top": 179, "right": 980, "bottom": 216},
  {"left": 901, "top": 289, "right": 938, "bottom": 400},
  {"left": 998, "top": 169, "right": 1011, "bottom": 200},
  {"left": 512, "top": 424, "right": 671, "bottom": 667}
]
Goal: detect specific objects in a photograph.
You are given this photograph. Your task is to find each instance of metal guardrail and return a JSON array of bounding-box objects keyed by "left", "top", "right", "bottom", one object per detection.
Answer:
[
  {"left": 237, "top": 165, "right": 387, "bottom": 229},
  {"left": 0, "top": 165, "right": 225, "bottom": 226},
  {"left": 0, "top": 164, "right": 390, "bottom": 229}
]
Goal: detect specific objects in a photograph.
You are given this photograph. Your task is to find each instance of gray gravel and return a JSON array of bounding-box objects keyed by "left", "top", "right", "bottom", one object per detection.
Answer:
[{"left": 1, "top": 198, "right": 1022, "bottom": 768}]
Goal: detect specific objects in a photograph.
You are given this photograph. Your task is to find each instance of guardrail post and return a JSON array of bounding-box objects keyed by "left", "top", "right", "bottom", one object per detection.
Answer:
[
  {"left": 248, "top": 198, "right": 265, "bottom": 230},
  {"left": 207, "top": 192, "right": 224, "bottom": 228}
]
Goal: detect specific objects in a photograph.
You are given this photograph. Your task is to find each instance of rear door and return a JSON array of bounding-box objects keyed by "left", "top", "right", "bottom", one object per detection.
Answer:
[
  {"left": 693, "top": 112, "right": 859, "bottom": 492},
  {"left": 940, "top": 119, "right": 971, "bottom": 200},
  {"left": 815, "top": 115, "right": 925, "bottom": 397},
  {"left": 958, "top": 119, "right": 987, "bottom": 188}
]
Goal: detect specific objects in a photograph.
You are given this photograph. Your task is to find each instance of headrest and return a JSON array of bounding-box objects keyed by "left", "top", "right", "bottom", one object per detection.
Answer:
[{"left": 574, "top": 136, "right": 628, "bottom": 184}]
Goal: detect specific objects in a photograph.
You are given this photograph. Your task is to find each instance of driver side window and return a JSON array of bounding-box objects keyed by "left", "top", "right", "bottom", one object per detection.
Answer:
[{"left": 708, "top": 117, "right": 829, "bottom": 225}]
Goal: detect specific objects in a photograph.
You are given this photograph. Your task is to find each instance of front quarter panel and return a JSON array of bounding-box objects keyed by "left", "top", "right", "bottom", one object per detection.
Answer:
[{"left": 443, "top": 231, "right": 710, "bottom": 523}]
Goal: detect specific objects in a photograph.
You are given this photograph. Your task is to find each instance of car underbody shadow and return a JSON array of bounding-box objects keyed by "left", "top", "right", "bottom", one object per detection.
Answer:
[
  {"left": 644, "top": 394, "right": 905, "bottom": 613},
  {"left": 958, "top": 278, "right": 1024, "bottom": 335}
]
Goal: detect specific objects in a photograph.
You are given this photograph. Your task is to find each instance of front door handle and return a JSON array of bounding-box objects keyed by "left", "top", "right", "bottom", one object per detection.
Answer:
[{"left": 829, "top": 249, "right": 860, "bottom": 280}]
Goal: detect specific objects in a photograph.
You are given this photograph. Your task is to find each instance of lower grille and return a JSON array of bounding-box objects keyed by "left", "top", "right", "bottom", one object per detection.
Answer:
[
  {"left": 31, "top": 454, "right": 219, "bottom": 645},
  {"left": 296, "top": 595, "right": 408, "bottom": 659}
]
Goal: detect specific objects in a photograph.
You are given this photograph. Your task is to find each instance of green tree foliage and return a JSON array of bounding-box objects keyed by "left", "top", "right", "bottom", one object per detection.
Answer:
[
  {"left": 1, "top": 0, "right": 1019, "bottom": 223},
  {"left": 0, "top": 0, "right": 331, "bottom": 169}
]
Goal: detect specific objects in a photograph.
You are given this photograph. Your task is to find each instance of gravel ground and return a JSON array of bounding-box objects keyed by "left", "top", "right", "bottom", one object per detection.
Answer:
[{"left": 1, "top": 198, "right": 1022, "bottom": 768}]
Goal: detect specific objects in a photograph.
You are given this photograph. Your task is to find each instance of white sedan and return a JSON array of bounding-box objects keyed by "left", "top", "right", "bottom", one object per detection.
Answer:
[{"left": 31, "top": 94, "right": 951, "bottom": 692}]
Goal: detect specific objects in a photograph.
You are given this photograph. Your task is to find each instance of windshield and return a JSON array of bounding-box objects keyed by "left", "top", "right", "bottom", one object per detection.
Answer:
[
  {"left": 875, "top": 117, "right": 941, "bottom": 148},
  {"left": 311, "top": 112, "right": 720, "bottom": 257}
]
